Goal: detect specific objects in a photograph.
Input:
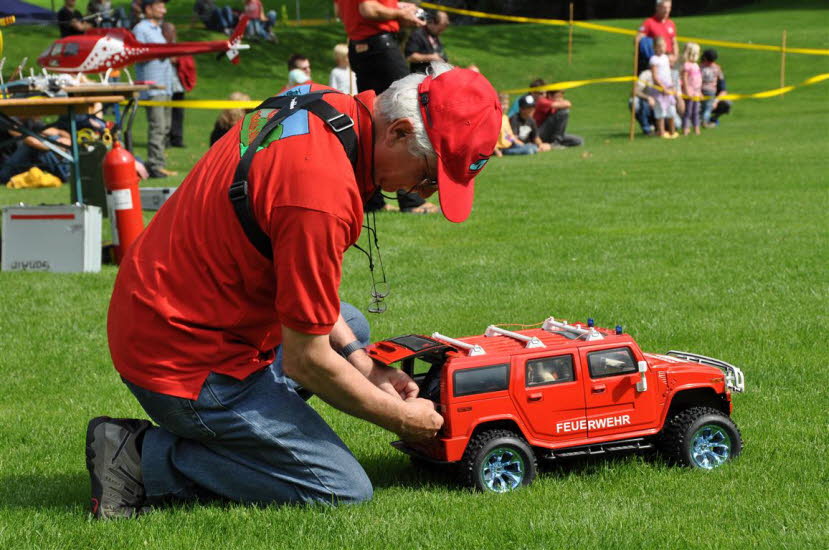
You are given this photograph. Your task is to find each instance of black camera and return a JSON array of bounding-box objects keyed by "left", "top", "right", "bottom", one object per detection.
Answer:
[{"left": 415, "top": 8, "right": 427, "bottom": 22}]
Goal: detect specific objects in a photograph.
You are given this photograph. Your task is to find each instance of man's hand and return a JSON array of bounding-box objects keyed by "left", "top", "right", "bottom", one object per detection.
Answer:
[
  {"left": 368, "top": 363, "right": 419, "bottom": 400},
  {"left": 398, "top": 397, "right": 444, "bottom": 442},
  {"left": 397, "top": 2, "right": 426, "bottom": 27}
]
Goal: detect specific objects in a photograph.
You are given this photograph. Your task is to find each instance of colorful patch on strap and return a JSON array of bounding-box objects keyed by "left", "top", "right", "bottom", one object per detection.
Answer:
[
  {"left": 238, "top": 85, "right": 312, "bottom": 156},
  {"left": 469, "top": 158, "right": 489, "bottom": 172}
]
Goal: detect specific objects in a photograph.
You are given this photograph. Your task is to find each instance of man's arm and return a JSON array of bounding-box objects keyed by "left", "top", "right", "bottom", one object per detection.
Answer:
[
  {"left": 669, "top": 37, "right": 679, "bottom": 64},
  {"left": 327, "top": 313, "right": 418, "bottom": 400},
  {"left": 549, "top": 97, "right": 572, "bottom": 110},
  {"left": 407, "top": 52, "right": 442, "bottom": 63},
  {"left": 281, "top": 326, "right": 443, "bottom": 441},
  {"left": 358, "top": 1, "right": 424, "bottom": 27}
]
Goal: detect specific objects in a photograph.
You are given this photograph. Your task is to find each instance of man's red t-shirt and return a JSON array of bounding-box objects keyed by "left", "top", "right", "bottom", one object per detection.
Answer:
[
  {"left": 639, "top": 16, "right": 677, "bottom": 53},
  {"left": 338, "top": 0, "right": 399, "bottom": 41},
  {"left": 108, "top": 84, "right": 377, "bottom": 400}
]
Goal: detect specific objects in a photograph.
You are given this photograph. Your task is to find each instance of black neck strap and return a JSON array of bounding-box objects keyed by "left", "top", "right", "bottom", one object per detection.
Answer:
[{"left": 228, "top": 91, "right": 358, "bottom": 259}]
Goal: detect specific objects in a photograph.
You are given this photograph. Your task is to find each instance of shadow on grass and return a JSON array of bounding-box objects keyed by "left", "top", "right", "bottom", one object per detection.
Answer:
[
  {"left": 363, "top": 449, "right": 661, "bottom": 492},
  {"left": 0, "top": 472, "right": 88, "bottom": 512}
]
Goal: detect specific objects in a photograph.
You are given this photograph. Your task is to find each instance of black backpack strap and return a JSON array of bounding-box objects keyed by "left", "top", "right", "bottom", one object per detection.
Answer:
[{"left": 228, "top": 91, "right": 358, "bottom": 259}]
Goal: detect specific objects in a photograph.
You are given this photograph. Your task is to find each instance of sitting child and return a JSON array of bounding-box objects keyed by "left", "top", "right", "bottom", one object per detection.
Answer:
[
  {"left": 494, "top": 93, "right": 535, "bottom": 156},
  {"left": 649, "top": 36, "right": 679, "bottom": 139},
  {"left": 508, "top": 95, "right": 552, "bottom": 153}
]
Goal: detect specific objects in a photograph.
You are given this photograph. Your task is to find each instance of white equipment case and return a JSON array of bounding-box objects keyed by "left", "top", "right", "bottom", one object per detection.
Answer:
[
  {"left": 140, "top": 187, "right": 177, "bottom": 211},
  {"left": 1, "top": 204, "right": 102, "bottom": 273}
]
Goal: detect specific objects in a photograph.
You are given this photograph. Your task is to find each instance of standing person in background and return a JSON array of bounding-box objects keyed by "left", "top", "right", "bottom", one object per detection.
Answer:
[
  {"left": 637, "top": 0, "right": 678, "bottom": 65},
  {"left": 162, "top": 22, "right": 196, "bottom": 148},
  {"left": 404, "top": 10, "right": 449, "bottom": 74},
  {"left": 134, "top": 0, "right": 177, "bottom": 178},
  {"left": 336, "top": 0, "right": 437, "bottom": 214},
  {"left": 329, "top": 44, "right": 357, "bottom": 94},
  {"left": 649, "top": 36, "right": 678, "bottom": 139},
  {"left": 680, "top": 42, "right": 702, "bottom": 136},
  {"left": 57, "top": 0, "right": 91, "bottom": 37},
  {"left": 700, "top": 49, "right": 731, "bottom": 127}
]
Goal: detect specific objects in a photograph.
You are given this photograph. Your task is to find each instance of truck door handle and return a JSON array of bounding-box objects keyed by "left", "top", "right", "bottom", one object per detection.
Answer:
[
  {"left": 528, "top": 392, "right": 543, "bottom": 401},
  {"left": 591, "top": 384, "right": 607, "bottom": 393}
]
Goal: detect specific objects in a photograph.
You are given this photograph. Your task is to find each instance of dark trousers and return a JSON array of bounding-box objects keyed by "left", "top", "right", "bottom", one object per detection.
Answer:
[
  {"left": 349, "top": 34, "right": 424, "bottom": 212},
  {"left": 168, "top": 92, "right": 185, "bottom": 147},
  {"left": 538, "top": 109, "right": 583, "bottom": 147}
]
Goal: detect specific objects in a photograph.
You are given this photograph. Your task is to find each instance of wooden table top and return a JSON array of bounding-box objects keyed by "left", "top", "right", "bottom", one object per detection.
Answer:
[{"left": 0, "top": 95, "right": 127, "bottom": 116}]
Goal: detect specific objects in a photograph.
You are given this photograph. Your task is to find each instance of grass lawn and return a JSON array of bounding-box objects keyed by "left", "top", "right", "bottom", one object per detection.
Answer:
[{"left": 1, "top": 1, "right": 828, "bottom": 548}]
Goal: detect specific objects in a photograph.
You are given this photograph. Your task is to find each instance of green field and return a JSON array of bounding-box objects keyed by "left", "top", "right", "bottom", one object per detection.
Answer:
[{"left": 1, "top": 1, "right": 828, "bottom": 548}]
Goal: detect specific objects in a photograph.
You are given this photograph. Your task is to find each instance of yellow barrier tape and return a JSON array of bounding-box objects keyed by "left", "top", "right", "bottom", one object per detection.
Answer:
[
  {"left": 503, "top": 75, "right": 635, "bottom": 94},
  {"left": 130, "top": 99, "right": 262, "bottom": 109},
  {"left": 131, "top": 72, "right": 828, "bottom": 109},
  {"left": 420, "top": 2, "right": 566, "bottom": 26},
  {"left": 420, "top": 2, "right": 829, "bottom": 56}
]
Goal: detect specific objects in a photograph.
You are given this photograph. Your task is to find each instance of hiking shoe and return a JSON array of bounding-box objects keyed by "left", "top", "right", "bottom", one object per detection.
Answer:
[{"left": 86, "top": 416, "right": 152, "bottom": 519}]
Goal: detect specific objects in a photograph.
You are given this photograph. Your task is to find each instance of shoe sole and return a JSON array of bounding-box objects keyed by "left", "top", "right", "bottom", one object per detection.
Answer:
[
  {"left": 85, "top": 416, "right": 151, "bottom": 520},
  {"left": 86, "top": 416, "right": 113, "bottom": 519}
]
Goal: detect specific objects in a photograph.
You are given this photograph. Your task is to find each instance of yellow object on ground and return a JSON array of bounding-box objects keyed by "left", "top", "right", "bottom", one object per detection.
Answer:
[{"left": 6, "top": 167, "right": 63, "bottom": 189}]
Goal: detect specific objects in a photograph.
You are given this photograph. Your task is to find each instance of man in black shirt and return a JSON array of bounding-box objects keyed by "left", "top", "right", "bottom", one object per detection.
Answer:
[
  {"left": 57, "top": 0, "right": 91, "bottom": 37},
  {"left": 404, "top": 10, "right": 449, "bottom": 74}
]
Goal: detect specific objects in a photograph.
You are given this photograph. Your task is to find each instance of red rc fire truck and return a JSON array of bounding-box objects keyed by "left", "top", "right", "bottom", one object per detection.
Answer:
[{"left": 366, "top": 316, "right": 745, "bottom": 493}]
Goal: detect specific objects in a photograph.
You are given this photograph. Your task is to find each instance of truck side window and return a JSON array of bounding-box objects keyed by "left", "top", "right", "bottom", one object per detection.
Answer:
[
  {"left": 526, "top": 355, "right": 574, "bottom": 387},
  {"left": 453, "top": 364, "right": 509, "bottom": 397},
  {"left": 587, "top": 347, "right": 637, "bottom": 378}
]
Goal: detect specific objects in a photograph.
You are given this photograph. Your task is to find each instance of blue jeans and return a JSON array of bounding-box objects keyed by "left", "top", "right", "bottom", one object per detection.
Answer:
[
  {"left": 0, "top": 140, "right": 70, "bottom": 183},
  {"left": 502, "top": 143, "right": 538, "bottom": 155},
  {"left": 124, "top": 302, "right": 373, "bottom": 506}
]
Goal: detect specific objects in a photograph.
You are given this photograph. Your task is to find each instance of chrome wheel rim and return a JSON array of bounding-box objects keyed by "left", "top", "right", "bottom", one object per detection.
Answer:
[
  {"left": 481, "top": 447, "right": 525, "bottom": 492},
  {"left": 690, "top": 425, "right": 731, "bottom": 469}
]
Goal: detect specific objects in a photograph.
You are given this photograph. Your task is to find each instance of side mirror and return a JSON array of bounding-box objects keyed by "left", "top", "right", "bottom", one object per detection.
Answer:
[{"left": 636, "top": 360, "right": 648, "bottom": 392}]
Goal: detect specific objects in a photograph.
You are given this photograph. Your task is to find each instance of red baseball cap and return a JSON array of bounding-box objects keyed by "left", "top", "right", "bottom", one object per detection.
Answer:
[{"left": 417, "top": 68, "right": 502, "bottom": 223}]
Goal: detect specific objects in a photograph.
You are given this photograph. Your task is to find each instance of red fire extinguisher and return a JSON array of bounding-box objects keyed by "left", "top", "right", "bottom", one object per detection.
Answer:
[{"left": 103, "top": 141, "right": 144, "bottom": 264}]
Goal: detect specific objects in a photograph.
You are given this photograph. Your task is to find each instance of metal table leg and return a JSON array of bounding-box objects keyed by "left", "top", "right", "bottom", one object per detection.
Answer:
[
  {"left": 123, "top": 96, "right": 139, "bottom": 151},
  {"left": 68, "top": 105, "right": 83, "bottom": 204}
]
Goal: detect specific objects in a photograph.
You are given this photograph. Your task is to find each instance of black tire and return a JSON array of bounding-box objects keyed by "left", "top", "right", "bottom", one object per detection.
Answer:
[
  {"left": 460, "top": 429, "right": 537, "bottom": 493},
  {"left": 660, "top": 406, "right": 742, "bottom": 469}
]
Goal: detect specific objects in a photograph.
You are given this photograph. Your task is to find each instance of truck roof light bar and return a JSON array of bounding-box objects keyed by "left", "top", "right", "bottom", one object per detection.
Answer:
[
  {"left": 431, "top": 332, "right": 486, "bottom": 356},
  {"left": 542, "top": 317, "right": 604, "bottom": 341},
  {"left": 484, "top": 325, "right": 546, "bottom": 348}
]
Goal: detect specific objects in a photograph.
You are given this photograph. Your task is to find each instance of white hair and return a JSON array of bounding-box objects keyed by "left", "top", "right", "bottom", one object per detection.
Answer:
[{"left": 375, "top": 61, "right": 453, "bottom": 159}]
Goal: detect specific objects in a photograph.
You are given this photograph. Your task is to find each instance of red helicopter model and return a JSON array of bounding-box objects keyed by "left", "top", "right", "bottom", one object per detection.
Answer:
[{"left": 37, "top": 15, "right": 249, "bottom": 74}]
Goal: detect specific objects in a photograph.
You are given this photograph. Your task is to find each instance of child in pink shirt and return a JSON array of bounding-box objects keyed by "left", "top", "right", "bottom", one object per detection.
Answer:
[{"left": 681, "top": 42, "right": 703, "bottom": 135}]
